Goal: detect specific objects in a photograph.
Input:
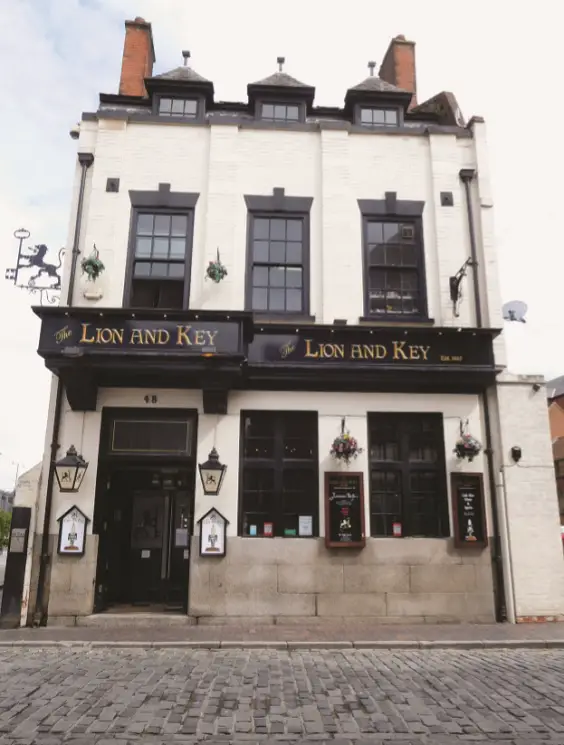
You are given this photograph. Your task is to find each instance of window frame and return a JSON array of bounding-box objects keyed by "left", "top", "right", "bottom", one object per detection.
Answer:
[
  {"left": 153, "top": 94, "right": 203, "bottom": 120},
  {"left": 238, "top": 410, "right": 319, "bottom": 538},
  {"left": 256, "top": 100, "right": 306, "bottom": 124},
  {"left": 245, "top": 211, "right": 311, "bottom": 317},
  {"left": 355, "top": 104, "right": 402, "bottom": 128},
  {"left": 367, "top": 412, "right": 449, "bottom": 539},
  {"left": 124, "top": 206, "right": 195, "bottom": 310},
  {"left": 361, "top": 214, "right": 429, "bottom": 321}
]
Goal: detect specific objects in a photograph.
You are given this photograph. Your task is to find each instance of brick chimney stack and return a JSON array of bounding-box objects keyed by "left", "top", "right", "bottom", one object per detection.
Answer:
[
  {"left": 379, "top": 35, "right": 417, "bottom": 108},
  {"left": 119, "top": 17, "right": 155, "bottom": 97}
]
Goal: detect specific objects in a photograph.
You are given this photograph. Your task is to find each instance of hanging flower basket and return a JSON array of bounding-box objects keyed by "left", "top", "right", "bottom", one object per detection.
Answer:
[
  {"left": 330, "top": 419, "right": 363, "bottom": 465},
  {"left": 81, "top": 245, "right": 105, "bottom": 282},
  {"left": 454, "top": 432, "right": 482, "bottom": 462},
  {"left": 205, "top": 249, "right": 228, "bottom": 283}
]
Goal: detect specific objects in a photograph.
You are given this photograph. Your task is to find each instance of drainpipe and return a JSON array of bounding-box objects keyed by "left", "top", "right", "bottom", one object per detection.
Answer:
[
  {"left": 32, "top": 152, "right": 94, "bottom": 626},
  {"left": 460, "top": 168, "right": 507, "bottom": 623}
]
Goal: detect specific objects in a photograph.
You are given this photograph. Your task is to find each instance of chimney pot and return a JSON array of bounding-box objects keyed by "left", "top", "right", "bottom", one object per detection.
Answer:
[{"left": 119, "top": 17, "right": 155, "bottom": 97}]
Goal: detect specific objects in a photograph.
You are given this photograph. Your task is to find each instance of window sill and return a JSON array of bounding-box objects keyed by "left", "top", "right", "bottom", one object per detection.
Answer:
[
  {"left": 253, "top": 314, "right": 316, "bottom": 324},
  {"left": 358, "top": 316, "right": 435, "bottom": 327}
]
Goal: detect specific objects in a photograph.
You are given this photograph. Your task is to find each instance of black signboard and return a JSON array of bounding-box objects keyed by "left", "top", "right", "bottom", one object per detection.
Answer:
[
  {"left": 249, "top": 327, "right": 495, "bottom": 368},
  {"left": 324, "top": 472, "right": 366, "bottom": 549},
  {"left": 451, "top": 472, "right": 487, "bottom": 549},
  {"left": 37, "top": 316, "right": 243, "bottom": 357}
]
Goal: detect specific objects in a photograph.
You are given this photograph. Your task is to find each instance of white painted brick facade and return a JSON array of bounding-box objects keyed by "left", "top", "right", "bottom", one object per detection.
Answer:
[{"left": 23, "top": 113, "right": 563, "bottom": 624}]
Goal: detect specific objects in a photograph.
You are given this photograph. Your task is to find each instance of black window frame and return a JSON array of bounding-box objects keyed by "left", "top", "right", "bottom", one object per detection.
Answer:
[
  {"left": 245, "top": 211, "right": 311, "bottom": 317},
  {"left": 256, "top": 100, "right": 306, "bottom": 123},
  {"left": 368, "top": 412, "right": 449, "bottom": 538},
  {"left": 238, "top": 410, "right": 319, "bottom": 538},
  {"left": 356, "top": 104, "right": 401, "bottom": 128},
  {"left": 361, "top": 214, "right": 429, "bottom": 321},
  {"left": 124, "top": 206, "right": 195, "bottom": 310},
  {"left": 153, "top": 94, "right": 203, "bottom": 120}
]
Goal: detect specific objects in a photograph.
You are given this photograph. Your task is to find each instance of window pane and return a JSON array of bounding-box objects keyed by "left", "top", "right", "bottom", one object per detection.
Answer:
[
  {"left": 285, "top": 267, "right": 302, "bottom": 288},
  {"left": 134, "top": 262, "right": 151, "bottom": 277},
  {"left": 253, "top": 240, "right": 269, "bottom": 262},
  {"left": 262, "top": 104, "right": 274, "bottom": 119},
  {"left": 269, "top": 289, "right": 285, "bottom": 310},
  {"left": 367, "top": 222, "right": 383, "bottom": 243},
  {"left": 137, "top": 214, "right": 154, "bottom": 235},
  {"left": 150, "top": 262, "right": 168, "bottom": 277},
  {"left": 135, "top": 237, "right": 152, "bottom": 257},
  {"left": 171, "top": 215, "right": 188, "bottom": 236},
  {"left": 253, "top": 219, "right": 270, "bottom": 239},
  {"left": 286, "top": 289, "right": 302, "bottom": 312},
  {"left": 286, "top": 220, "right": 302, "bottom": 241},
  {"left": 253, "top": 266, "right": 268, "bottom": 286},
  {"left": 270, "top": 219, "right": 286, "bottom": 240},
  {"left": 244, "top": 414, "right": 275, "bottom": 457},
  {"left": 269, "top": 267, "right": 285, "bottom": 287},
  {"left": 286, "top": 106, "right": 299, "bottom": 121},
  {"left": 252, "top": 287, "right": 268, "bottom": 310},
  {"left": 154, "top": 215, "right": 171, "bottom": 236},
  {"left": 368, "top": 244, "right": 386, "bottom": 265},
  {"left": 168, "top": 263, "right": 185, "bottom": 278},
  {"left": 385, "top": 110, "right": 398, "bottom": 124},
  {"left": 274, "top": 105, "right": 286, "bottom": 120},
  {"left": 269, "top": 241, "right": 286, "bottom": 263},
  {"left": 184, "top": 99, "right": 198, "bottom": 116},
  {"left": 360, "top": 108, "right": 372, "bottom": 124},
  {"left": 383, "top": 223, "right": 400, "bottom": 243},
  {"left": 153, "top": 237, "right": 169, "bottom": 257},
  {"left": 159, "top": 98, "right": 172, "bottom": 114},
  {"left": 159, "top": 281, "right": 184, "bottom": 309},
  {"left": 171, "top": 99, "right": 184, "bottom": 114},
  {"left": 286, "top": 242, "right": 302, "bottom": 264},
  {"left": 169, "top": 238, "right": 186, "bottom": 258},
  {"left": 372, "top": 109, "right": 386, "bottom": 123}
]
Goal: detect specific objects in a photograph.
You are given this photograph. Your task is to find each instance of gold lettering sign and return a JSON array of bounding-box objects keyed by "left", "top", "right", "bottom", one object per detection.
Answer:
[
  {"left": 301, "top": 339, "right": 432, "bottom": 361},
  {"left": 77, "top": 323, "right": 219, "bottom": 349}
]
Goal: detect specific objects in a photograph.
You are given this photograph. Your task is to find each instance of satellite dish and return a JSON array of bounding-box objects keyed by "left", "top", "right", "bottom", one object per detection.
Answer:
[{"left": 502, "top": 300, "right": 528, "bottom": 323}]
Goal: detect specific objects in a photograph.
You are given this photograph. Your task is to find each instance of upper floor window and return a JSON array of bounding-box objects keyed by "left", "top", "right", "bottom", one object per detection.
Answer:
[
  {"left": 158, "top": 97, "right": 198, "bottom": 118},
  {"left": 247, "top": 215, "right": 308, "bottom": 314},
  {"left": 359, "top": 107, "right": 399, "bottom": 127},
  {"left": 260, "top": 103, "right": 301, "bottom": 122},
  {"left": 239, "top": 411, "right": 318, "bottom": 537},
  {"left": 368, "top": 413, "right": 449, "bottom": 538},
  {"left": 128, "top": 211, "right": 193, "bottom": 309},
  {"left": 363, "top": 218, "right": 425, "bottom": 318}
]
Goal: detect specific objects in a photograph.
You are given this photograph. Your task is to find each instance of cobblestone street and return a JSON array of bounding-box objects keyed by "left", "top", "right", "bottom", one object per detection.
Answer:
[{"left": 1, "top": 648, "right": 564, "bottom": 743}]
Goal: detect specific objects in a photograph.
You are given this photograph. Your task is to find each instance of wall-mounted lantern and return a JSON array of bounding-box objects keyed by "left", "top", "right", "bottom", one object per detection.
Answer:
[
  {"left": 54, "top": 445, "right": 89, "bottom": 493},
  {"left": 198, "top": 447, "right": 227, "bottom": 495}
]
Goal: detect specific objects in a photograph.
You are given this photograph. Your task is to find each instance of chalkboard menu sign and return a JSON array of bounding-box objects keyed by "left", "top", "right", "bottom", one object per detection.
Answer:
[
  {"left": 451, "top": 472, "right": 487, "bottom": 549},
  {"left": 324, "top": 472, "right": 366, "bottom": 549}
]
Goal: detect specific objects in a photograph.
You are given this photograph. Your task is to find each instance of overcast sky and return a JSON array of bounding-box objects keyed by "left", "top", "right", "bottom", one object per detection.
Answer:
[{"left": 0, "top": 0, "right": 562, "bottom": 489}]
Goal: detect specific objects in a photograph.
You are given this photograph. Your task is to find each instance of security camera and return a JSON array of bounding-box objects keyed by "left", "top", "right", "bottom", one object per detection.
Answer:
[{"left": 69, "top": 124, "right": 80, "bottom": 140}]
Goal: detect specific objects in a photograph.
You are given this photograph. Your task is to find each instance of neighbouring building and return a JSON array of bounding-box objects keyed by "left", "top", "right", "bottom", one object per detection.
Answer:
[
  {"left": 546, "top": 376, "right": 564, "bottom": 522},
  {"left": 11, "top": 17, "right": 564, "bottom": 626}
]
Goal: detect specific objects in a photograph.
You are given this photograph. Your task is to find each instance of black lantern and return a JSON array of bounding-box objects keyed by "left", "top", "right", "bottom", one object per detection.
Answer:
[
  {"left": 54, "top": 445, "right": 89, "bottom": 493},
  {"left": 198, "top": 447, "right": 227, "bottom": 495}
]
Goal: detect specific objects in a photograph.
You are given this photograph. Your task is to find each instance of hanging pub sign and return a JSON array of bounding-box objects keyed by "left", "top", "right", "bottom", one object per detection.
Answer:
[
  {"left": 451, "top": 472, "right": 487, "bottom": 549},
  {"left": 198, "top": 508, "right": 228, "bottom": 557},
  {"left": 324, "top": 472, "right": 366, "bottom": 549},
  {"left": 57, "top": 505, "right": 89, "bottom": 557}
]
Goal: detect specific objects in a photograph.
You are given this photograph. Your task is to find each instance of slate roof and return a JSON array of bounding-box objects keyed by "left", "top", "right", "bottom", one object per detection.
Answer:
[
  {"left": 547, "top": 375, "right": 564, "bottom": 400},
  {"left": 250, "top": 71, "right": 313, "bottom": 89},
  {"left": 348, "top": 75, "right": 408, "bottom": 94},
  {"left": 153, "top": 66, "right": 212, "bottom": 83}
]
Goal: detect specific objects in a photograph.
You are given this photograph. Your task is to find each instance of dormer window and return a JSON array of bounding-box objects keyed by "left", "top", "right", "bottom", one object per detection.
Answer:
[
  {"left": 359, "top": 107, "right": 399, "bottom": 127},
  {"left": 158, "top": 97, "right": 198, "bottom": 118},
  {"left": 260, "top": 103, "right": 301, "bottom": 122}
]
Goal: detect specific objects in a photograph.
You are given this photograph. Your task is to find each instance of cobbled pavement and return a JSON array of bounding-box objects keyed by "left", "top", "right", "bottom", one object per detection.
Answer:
[{"left": 1, "top": 647, "right": 564, "bottom": 744}]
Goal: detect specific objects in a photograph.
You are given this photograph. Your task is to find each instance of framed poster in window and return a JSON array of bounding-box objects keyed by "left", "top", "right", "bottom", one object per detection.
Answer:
[
  {"left": 324, "top": 472, "right": 366, "bottom": 549},
  {"left": 451, "top": 472, "right": 487, "bottom": 549}
]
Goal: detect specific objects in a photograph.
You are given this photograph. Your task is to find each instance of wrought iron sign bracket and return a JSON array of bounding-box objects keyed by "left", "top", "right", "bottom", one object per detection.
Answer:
[{"left": 5, "top": 228, "right": 64, "bottom": 305}]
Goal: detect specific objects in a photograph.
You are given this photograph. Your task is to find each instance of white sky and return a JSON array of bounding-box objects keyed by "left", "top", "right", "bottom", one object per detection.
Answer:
[{"left": 0, "top": 0, "right": 562, "bottom": 489}]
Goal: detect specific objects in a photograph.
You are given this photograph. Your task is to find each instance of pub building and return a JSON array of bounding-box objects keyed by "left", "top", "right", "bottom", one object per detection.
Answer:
[{"left": 9, "top": 18, "right": 564, "bottom": 627}]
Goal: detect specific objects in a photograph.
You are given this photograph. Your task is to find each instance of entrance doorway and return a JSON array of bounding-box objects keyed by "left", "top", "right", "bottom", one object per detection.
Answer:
[{"left": 95, "top": 467, "right": 194, "bottom": 612}]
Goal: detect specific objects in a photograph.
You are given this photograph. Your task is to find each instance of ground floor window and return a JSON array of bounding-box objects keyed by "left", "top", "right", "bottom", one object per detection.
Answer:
[
  {"left": 239, "top": 411, "right": 318, "bottom": 537},
  {"left": 368, "top": 412, "right": 449, "bottom": 537}
]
